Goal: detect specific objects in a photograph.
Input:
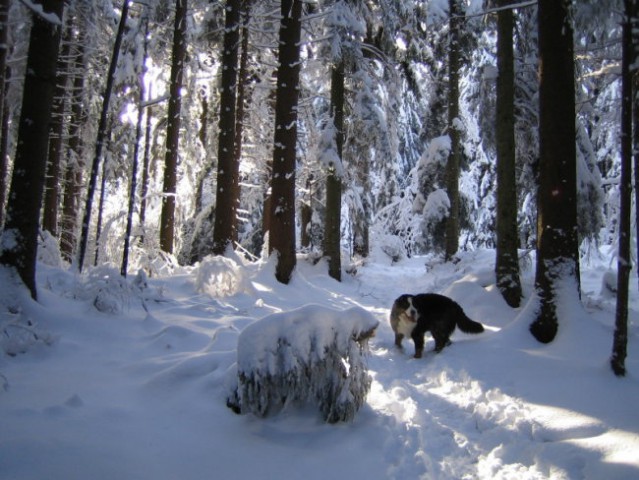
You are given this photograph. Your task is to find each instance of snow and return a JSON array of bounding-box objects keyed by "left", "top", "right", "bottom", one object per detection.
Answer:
[{"left": 1, "top": 249, "right": 638, "bottom": 479}]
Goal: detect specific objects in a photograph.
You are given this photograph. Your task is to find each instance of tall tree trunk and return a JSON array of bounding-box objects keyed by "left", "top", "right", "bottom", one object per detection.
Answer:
[
  {"left": 212, "top": 0, "right": 241, "bottom": 255},
  {"left": 138, "top": 85, "right": 153, "bottom": 246},
  {"left": 269, "top": 0, "right": 303, "bottom": 284},
  {"left": 159, "top": 0, "right": 187, "bottom": 255},
  {"left": 352, "top": 157, "right": 370, "bottom": 258},
  {"left": 60, "top": 37, "right": 86, "bottom": 263},
  {"left": 530, "top": 0, "right": 578, "bottom": 343},
  {"left": 495, "top": 0, "right": 522, "bottom": 308},
  {"left": 77, "top": 0, "right": 129, "bottom": 271},
  {"left": 445, "top": 0, "right": 463, "bottom": 260},
  {"left": 611, "top": 0, "right": 636, "bottom": 376},
  {"left": 232, "top": 0, "right": 252, "bottom": 245},
  {"left": 633, "top": 4, "right": 639, "bottom": 292},
  {"left": 94, "top": 122, "right": 113, "bottom": 266},
  {"left": 0, "top": 0, "right": 10, "bottom": 228},
  {"left": 193, "top": 88, "right": 210, "bottom": 215},
  {"left": 121, "top": 16, "right": 149, "bottom": 278},
  {"left": 300, "top": 175, "right": 312, "bottom": 249},
  {"left": 324, "top": 60, "right": 344, "bottom": 282},
  {"left": 0, "top": 0, "right": 64, "bottom": 300},
  {"left": 43, "top": 29, "right": 71, "bottom": 238}
]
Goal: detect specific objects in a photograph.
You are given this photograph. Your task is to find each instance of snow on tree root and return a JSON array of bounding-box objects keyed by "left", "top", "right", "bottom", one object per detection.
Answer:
[{"left": 227, "top": 305, "right": 378, "bottom": 423}]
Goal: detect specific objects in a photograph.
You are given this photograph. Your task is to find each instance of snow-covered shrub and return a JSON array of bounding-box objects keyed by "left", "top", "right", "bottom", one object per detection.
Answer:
[
  {"left": 37, "top": 230, "right": 63, "bottom": 268},
  {"left": 128, "top": 247, "right": 180, "bottom": 278},
  {"left": 0, "top": 268, "right": 54, "bottom": 356},
  {"left": 195, "top": 255, "right": 254, "bottom": 298},
  {"left": 82, "top": 266, "right": 130, "bottom": 314},
  {"left": 1, "top": 314, "right": 54, "bottom": 357},
  {"left": 375, "top": 233, "right": 407, "bottom": 264},
  {"left": 227, "top": 305, "right": 378, "bottom": 423}
]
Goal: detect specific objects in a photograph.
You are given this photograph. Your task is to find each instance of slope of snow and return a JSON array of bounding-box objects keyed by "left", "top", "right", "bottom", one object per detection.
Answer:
[{"left": 1, "top": 249, "right": 638, "bottom": 479}]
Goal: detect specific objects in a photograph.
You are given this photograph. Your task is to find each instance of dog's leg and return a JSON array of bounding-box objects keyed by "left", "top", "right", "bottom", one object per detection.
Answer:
[
  {"left": 394, "top": 332, "right": 404, "bottom": 348},
  {"left": 433, "top": 335, "right": 451, "bottom": 353},
  {"left": 411, "top": 331, "right": 425, "bottom": 358}
]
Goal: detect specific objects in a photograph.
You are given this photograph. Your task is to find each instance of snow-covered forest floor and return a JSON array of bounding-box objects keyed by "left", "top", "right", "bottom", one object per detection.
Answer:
[{"left": 1, "top": 247, "right": 638, "bottom": 479}]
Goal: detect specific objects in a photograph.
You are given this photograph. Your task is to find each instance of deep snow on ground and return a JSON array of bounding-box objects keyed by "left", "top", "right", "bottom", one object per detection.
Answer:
[{"left": 1, "top": 248, "right": 638, "bottom": 480}]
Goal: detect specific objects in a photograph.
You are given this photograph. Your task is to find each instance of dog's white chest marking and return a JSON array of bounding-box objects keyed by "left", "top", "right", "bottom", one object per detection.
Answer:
[
  {"left": 396, "top": 297, "right": 418, "bottom": 337},
  {"left": 397, "top": 314, "right": 416, "bottom": 337}
]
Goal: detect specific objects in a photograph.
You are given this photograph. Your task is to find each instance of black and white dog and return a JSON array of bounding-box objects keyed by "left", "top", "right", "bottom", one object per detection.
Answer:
[{"left": 390, "top": 293, "right": 484, "bottom": 358}]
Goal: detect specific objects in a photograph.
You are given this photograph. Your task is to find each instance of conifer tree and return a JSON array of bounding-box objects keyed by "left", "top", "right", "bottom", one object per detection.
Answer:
[
  {"left": 495, "top": 0, "right": 522, "bottom": 307},
  {"left": 159, "top": 0, "right": 187, "bottom": 255},
  {"left": 269, "top": 0, "right": 303, "bottom": 284},
  {"left": 530, "top": 0, "right": 579, "bottom": 343},
  {"left": 213, "top": 0, "right": 241, "bottom": 255},
  {"left": 611, "top": 0, "right": 637, "bottom": 376},
  {"left": 0, "top": 0, "right": 64, "bottom": 299},
  {"left": 445, "top": 0, "right": 464, "bottom": 260}
]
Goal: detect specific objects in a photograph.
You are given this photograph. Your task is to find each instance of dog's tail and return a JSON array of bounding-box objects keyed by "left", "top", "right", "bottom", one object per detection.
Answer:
[{"left": 456, "top": 311, "right": 484, "bottom": 334}]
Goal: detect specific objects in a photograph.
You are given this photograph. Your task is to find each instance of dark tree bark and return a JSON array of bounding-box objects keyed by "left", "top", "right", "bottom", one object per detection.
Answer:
[
  {"left": 324, "top": 60, "right": 344, "bottom": 282},
  {"left": 212, "top": 0, "right": 241, "bottom": 255},
  {"left": 530, "top": 0, "right": 578, "bottom": 343},
  {"left": 43, "top": 28, "right": 72, "bottom": 238},
  {"left": 611, "top": 0, "right": 637, "bottom": 377},
  {"left": 159, "top": 0, "right": 187, "bottom": 255},
  {"left": 269, "top": 0, "right": 303, "bottom": 284},
  {"left": 445, "top": 0, "right": 463, "bottom": 260},
  {"left": 59, "top": 36, "right": 86, "bottom": 263},
  {"left": 77, "top": 0, "right": 129, "bottom": 271},
  {"left": 495, "top": 0, "right": 522, "bottom": 308},
  {"left": 0, "top": 0, "right": 11, "bottom": 228},
  {"left": 0, "top": 0, "right": 64, "bottom": 300}
]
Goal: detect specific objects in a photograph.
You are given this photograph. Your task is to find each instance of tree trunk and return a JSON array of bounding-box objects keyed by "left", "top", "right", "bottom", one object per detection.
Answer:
[
  {"left": 0, "top": 0, "right": 64, "bottom": 300},
  {"left": 352, "top": 155, "right": 370, "bottom": 258},
  {"left": 159, "top": 0, "right": 187, "bottom": 255},
  {"left": 633, "top": 3, "right": 639, "bottom": 292},
  {"left": 43, "top": 29, "right": 71, "bottom": 238},
  {"left": 94, "top": 122, "right": 113, "bottom": 266},
  {"left": 212, "top": 0, "right": 241, "bottom": 255},
  {"left": 232, "top": 0, "right": 252, "bottom": 245},
  {"left": 121, "top": 17, "right": 150, "bottom": 278},
  {"left": 611, "top": 0, "right": 636, "bottom": 376},
  {"left": 138, "top": 85, "right": 153, "bottom": 245},
  {"left": 495, "top": 0, "right": 522, "bottom": 308},
  {"left": 530, "top": 0, "right": 578, "bottom": 343},
  {"left": 59, "top": 37, "right": 86, "bottom": 263},
  {"left": 269, "top": 0, "right": 303, "bottom": 284},
  {"left": 0, "top": 0, "right": 11, "bottom": 228},
  {"left": 324, "top": 60, "right": 344, "bottom": 282},
  {"left": 77, "top": 0, "right": 129, "bottom": 271},
  {"left": 445, "top": 0, "right": 463, "bottom": 260}
]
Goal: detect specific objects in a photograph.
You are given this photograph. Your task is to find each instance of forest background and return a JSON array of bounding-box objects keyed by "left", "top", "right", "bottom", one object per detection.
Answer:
[{"left": 0, "top": 0, "right": 637, "bottom": 373}]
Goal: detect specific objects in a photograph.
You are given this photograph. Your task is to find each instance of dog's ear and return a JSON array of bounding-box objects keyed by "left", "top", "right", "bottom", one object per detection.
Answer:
[{"left": 393, "top": 295, "right": 407, "bottom": 309}]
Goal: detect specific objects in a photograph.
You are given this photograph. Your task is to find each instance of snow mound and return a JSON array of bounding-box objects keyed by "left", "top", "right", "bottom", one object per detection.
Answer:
[{"left": 228, "top": 304, "right": 379, "bottom": 423}]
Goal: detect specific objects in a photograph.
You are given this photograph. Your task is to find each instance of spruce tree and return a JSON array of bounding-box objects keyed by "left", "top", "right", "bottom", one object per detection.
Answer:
[
  {"left": 0, "top": 0, "right": 65, "bottom": 299},
  {"left": 530, "top": 0, "right": 579, "bottom": 343}
]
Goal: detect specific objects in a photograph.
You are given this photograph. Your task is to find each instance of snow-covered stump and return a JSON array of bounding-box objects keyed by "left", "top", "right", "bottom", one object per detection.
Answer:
[{"left": 227, "top": 305, "right": 378, "bottom": 423}]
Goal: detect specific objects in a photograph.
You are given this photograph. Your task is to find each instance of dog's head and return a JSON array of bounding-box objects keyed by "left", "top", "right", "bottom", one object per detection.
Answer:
[{"left": 392, "top": 294, "right": 418, "bottom": 324}]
